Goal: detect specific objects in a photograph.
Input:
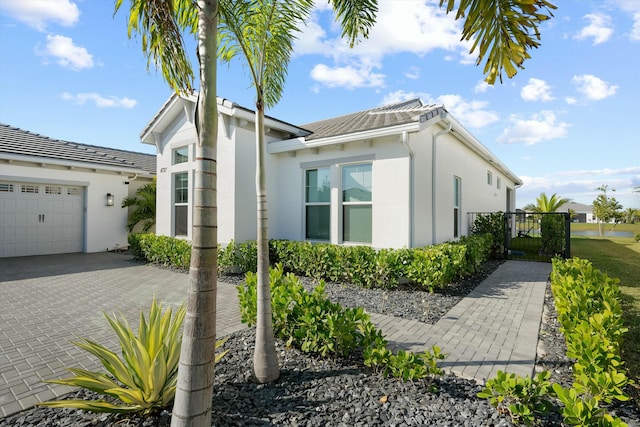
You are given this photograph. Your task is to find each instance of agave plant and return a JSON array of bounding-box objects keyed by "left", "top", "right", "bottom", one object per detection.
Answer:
[{"left": 38, "top": 299, "right": 228, "bottom": 414}]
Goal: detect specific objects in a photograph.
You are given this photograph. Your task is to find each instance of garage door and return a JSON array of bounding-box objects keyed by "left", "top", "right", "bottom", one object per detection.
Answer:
[{"left": 0, "top": 181, "right": 84, "bottom": 257}]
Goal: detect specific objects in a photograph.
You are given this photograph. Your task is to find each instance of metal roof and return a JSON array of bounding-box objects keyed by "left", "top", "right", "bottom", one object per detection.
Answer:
[
  {"left": 0, "top": 123, "right": 156, "bottom": 174},
  {"left": 300, "top": 99, "right": 446, "bottom": 141}
]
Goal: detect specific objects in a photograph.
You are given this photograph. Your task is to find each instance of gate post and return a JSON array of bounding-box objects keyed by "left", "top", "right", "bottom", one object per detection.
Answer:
[
  {"left": 564, "top": 212, "right": 571, "bottom": 258},
  {"left": 504, "top": 212, "right": 510, "bottom": 259}
]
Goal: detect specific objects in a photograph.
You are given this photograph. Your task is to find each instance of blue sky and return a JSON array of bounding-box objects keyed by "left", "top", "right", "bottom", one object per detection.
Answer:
[{"left": 1, "top": 0, "right": 639, "bottom": 210}]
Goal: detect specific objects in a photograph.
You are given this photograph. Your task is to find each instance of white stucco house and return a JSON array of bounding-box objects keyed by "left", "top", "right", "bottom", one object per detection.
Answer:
[
  {"left": 0, "top": 124, "right": 155, "bottom": 257},
  {"left": 558, "top": 202, "right": 594, "bottom": 223},
  {"left": 142, "top": 94, "right": 521, "bottom": 249}
]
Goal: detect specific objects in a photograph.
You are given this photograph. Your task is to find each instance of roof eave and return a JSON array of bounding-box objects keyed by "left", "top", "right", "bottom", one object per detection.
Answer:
[
  {"left": 0, "top": 153, "right": 152, "bottom": 175},
  {"left": 267, "top": 122, "right": 421, "bottom": 154}
]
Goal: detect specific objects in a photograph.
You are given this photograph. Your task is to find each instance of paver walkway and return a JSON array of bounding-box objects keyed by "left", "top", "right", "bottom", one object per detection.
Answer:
[
  {"left": 370, "top": 260, "right": 551, "bottom": 382},
  {"left": 0, "top": 253, "right": 550, "bottom": 418}
]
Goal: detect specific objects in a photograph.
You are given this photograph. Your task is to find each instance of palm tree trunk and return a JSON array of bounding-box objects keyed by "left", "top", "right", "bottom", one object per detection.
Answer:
[
  {"left": 170, "top": 1, "right": 218, "bottom": 425},
  {"left": 252, "top": 101, "right": 280, "bottom": 383}
]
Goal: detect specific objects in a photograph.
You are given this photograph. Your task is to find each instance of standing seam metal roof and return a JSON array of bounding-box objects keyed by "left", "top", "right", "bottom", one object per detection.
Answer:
[
  {"left": 299, "top": 99, "right": 446, "bottom": 141},
  {"left": 0, "top": 123, "right": 156, "bottom": 174}
]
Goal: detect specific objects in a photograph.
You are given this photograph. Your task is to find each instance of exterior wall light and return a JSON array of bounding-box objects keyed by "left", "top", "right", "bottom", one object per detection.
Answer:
[{"left": 106, "top": 193, "right": 114, "bottom": 206}]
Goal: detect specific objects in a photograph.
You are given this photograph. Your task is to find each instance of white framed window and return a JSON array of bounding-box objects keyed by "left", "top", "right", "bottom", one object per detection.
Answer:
[
  {"left": 497, "top": 177, "right": 501, "bottom": 189},
  {"left": 342, "top": 163, "right": 372, "bottom": 243},
  {"left": 173, "top": 146, "right": 189, "bottom": 165},
  {"left": 0, "top": 183, "right": 14, "bottom": 192},
  {"left": 174, "top": 172, "right": 189, "bottom": 236},
  {"left": 454, "top": 176, "right": 462, "bottom": 238},
  {"left": 21, "top": 184, "right": 39, "bottom": 194},
  {"left": 45, "top": 186, "right": 62, "bottom": 195},
  {"left": 67, "top": 187, "right": 82, "bottom": 196},
  {"left": 305, "top": 168, "right": 330, "bottom": 240},
  {"left": 487, "top": 171, "right": 493, "bottom": 185}
]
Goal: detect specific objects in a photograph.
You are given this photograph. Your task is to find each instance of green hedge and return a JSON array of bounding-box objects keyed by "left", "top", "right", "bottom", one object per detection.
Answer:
[
  {"left": 128, "top": 233, "right": 492, "bottom": 292},
  {"left": 551, "top": 257, "right": 631, "bottom": 405}
]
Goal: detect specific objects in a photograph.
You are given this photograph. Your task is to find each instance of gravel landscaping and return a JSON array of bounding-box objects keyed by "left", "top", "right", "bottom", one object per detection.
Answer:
[{"left": 2, "top": 261, "right": 638, "bottom": 426}]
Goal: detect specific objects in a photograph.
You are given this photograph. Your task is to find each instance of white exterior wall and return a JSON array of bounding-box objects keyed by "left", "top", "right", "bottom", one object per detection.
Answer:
[
  {"left": 421, "top": 127, "right": 517, "bottom": 244},
  {"left": 1, "top": 162, "right": 134, "bottom": 252},
  {"left": 268, "top": 136, "right": 411, "bottom": 249}
]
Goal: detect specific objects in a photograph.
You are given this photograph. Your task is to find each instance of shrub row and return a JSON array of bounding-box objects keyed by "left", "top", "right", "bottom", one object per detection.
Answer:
[
  {"left": 237, "top": 264, "right": 446, "bottom": 384},
  {"left": 129, "top": 233, "right": 492, "bottom": 292},
  {"left": 479, "top": 258, "right": 631, "bottom": 426},
  {"left": 235, "top": 234, "right": 492, "bottom": 291},
  {"left": 551, "top": 257, "right": 631, "bottom": 404}
]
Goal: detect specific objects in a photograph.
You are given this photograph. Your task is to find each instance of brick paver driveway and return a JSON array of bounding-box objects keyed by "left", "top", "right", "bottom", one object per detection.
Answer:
[{"left": 0, "top": 252, "right": 244, "bottom": 417}]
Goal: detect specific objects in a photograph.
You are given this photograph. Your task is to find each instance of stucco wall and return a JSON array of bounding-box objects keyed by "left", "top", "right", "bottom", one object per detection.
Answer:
[{"left": 1, "top": 162, "right": 133, "bottom": 252}]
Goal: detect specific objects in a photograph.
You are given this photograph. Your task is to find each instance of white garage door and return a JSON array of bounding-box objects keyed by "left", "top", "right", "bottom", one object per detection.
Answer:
[{"left": 0, "top": 181, "right": 85, "bottom": 257}]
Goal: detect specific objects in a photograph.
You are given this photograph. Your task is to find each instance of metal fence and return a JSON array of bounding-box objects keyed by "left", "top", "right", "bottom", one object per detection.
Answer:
[{"left": 467, "top": 211, "right": 571, "bottom": 262}]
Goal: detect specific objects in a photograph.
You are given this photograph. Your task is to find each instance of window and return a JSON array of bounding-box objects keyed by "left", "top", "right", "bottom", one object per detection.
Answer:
[
  {"left": 342, "top": 163, "right": 372, "bottom": 243},
  {"left": 487, "top": 171, "right": 493, "bottom": 185},
  {"left": 173, "top": 146, "right": 189, "bottom": 164},
  {"left": 0, "top": 183, "right": 14, "bottom": 192},
  {"left": 454, "top": 176, "right": 462, "bottom": 238},
  {"left": 67, "top": 187, "right": 82, "bottom": 195},
  {"left": 497, "top": 177, "right": 501, "bottom": 189},
  {"left": 305, "top": 168, "right": 330, "bottom": 240},
  {"left": 45, "top": 186, "right": 62, "bottom": 195},
  {"left": 174, "top": 173, "right": 189, "bottom": 236},
  {"left": 21, "top": 184, "right": 39, "bottom": 193}
]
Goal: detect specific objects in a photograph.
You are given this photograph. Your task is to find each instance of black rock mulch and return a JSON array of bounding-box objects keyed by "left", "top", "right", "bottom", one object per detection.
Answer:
[{"left": 2, "top": 260, "right": 638, "bottom": 426}]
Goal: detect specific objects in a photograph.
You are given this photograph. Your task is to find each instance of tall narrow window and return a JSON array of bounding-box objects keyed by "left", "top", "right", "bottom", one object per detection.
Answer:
[
  {"left": 174, "top": 173, "right": 188, "bottom": 236},
  {"left": 497, "top": 177, "right": 501, "bottom": 189},
  {"left": 305, "top": 168, "right": 330, "bottom": 240},
  {"left": 342, "top": 163, "right": 372, "bottom": 243},
  {"left": 487, "top": 170, "right": 493, "bottom": 185},
  {"left": 454, "top": 176, "right": 462, "bottom": 238}
]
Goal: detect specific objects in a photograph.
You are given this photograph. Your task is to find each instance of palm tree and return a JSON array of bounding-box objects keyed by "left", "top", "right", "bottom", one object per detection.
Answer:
[
  {"left": 115, "top": 0, "right": 557, "bottom": 422},
  {"left": 121, "top": 182, "right": 156, "bottom": 232},
  {"left": 525, "top": 192, "right": 570, "bottom": 213},
  {"left": 623, "top": 207, "right": 639, "bottom": 224},
  {"left": 114, "top": 1, "right": 219, "bottom": 426},
  {"left": 217, "top": 0, "right": 379, "bottom": 384}
]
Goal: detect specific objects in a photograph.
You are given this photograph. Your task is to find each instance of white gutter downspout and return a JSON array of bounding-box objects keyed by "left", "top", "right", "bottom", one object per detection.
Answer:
[
  {"left": 432, "top": 115, "right": 452, "bottom": 245},
  {"left": 401, "top": 131, "right": 414, "bottom": 248}
]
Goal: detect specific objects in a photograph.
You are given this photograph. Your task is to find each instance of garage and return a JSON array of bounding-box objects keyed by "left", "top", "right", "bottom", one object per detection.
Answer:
[
  {"left": 0, "top": 181, "right": 85, "bottom": 257},
  {"left": 0, "top": 123, "right": 156, "bottom": 258}
]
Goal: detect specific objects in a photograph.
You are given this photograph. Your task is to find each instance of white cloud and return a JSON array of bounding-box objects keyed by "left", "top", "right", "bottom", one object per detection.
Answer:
[
  {"left": 630, "top": 13, "right": 640, "bottom": 40},
  {"left": 38, "top": 34, "right": 93, "bottom": 70},
  {"left": 572, "top": 74, "right": 618, "bottom": 100},
  {"left": 521, "top": 78, "right": 554, "bottom": 102},
  {"left": 310, "top": 63, "right": 385, "bottom": 89},
  {"left": 380, "top": 90, "right": 498, "bottom": 129},
  {"left": 0, "top": 0, "right": 79, "bottom": 31},
  {"left": 61, "top": 92, "right": 137, "bottom": 109},
  {"left": 381, "top": 90, "right": 430, "bottom": 105},
  {"left": 299, "top": 1, "right": 471, "bottom": 88},
  {"left": 434, "top": 94, "right": 499, "bottom": 128},
  {"left": 565, "top": 96, "right": 577, "bottom": 105},
  {"left": 404, "top": 67, "right": 420, "bottom": 80},
  {"left": 498, "top": 111, "right": 569, "bottom": 145},
  {"left": 517, "top": 166, "right": 640, "bottom": 208},
  {"left": 474, "top": 80, "right": 491, "bottom": 94},
  {"left": 573, "top": 13, "right": 614, "bottom": 45}
]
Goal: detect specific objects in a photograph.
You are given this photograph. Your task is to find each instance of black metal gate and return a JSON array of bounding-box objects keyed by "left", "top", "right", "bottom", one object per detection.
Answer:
[{"left": 468, "top": 212, "right": 571, "bottom": 262}]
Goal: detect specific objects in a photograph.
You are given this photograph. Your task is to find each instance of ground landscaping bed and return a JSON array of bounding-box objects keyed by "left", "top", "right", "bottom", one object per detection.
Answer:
[{"left": 2, "top": 260, "right": 638, "bottom": 426}]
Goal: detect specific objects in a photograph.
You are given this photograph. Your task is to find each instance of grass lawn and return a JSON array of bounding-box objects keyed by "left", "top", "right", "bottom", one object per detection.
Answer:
[{"left": 569, "top": 227, "right": 640, "bottom": 397}]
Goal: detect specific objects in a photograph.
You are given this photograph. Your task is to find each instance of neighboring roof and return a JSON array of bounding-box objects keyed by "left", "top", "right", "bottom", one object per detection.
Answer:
[
  {"left": 300, "top": 99, "right": 446, "bottom": 141},
  {"left": 0, "top": 123, "right": 156, "bottom": 174},
  {"left": 558, "top": 202, "right": 593, "bottom": 212}
]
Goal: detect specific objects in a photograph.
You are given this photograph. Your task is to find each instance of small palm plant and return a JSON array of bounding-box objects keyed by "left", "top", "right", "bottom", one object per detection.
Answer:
[
  {"left": 122, "top": 182, "right": 156, "bottom": 233},
  {"left": 38, "top": 299, "right": 227, "bottom": 414}
]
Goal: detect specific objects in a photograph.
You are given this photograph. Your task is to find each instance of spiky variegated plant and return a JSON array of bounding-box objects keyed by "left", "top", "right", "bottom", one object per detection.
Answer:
[{"left": 38, "top": 299, "right": 227, "bottom": 414}]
